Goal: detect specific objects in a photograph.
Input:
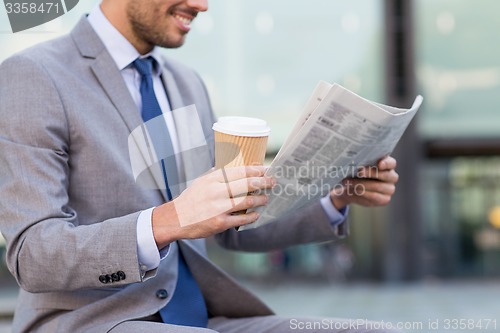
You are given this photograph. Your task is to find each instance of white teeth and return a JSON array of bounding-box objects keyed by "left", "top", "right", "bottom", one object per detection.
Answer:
[{"left": 174, "top": 14, "right": 192, "bottom": 26}]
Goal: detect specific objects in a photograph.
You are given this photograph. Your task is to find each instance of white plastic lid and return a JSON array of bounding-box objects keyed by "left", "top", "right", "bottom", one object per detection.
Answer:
[{"left": 212, "top": 116, "right": 271, "bottom": 137}]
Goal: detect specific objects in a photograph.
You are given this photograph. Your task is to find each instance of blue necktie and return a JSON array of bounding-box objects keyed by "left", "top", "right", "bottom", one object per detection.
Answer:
[
  {"left": 160, "top": 250, "right": 208, "bottom": 328},
  {"left": 133, "top": 57, "right": 208, "bottom": 328},
  {"left": 134, "top": 57, "right": 174, "bottom": 200}
]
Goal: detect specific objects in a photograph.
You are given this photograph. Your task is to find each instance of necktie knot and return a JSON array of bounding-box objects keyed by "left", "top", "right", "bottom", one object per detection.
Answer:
[
  {"left": 133, "top": 56, "right": 160, "bottom": 123},
  {"left": 133, "top": 57, "right": 155, "bottom": 78}
]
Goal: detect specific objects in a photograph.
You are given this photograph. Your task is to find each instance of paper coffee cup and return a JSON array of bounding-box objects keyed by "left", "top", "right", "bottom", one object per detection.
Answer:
[{"left": 213, "top": 116, "right": 270, "bottom": 169}]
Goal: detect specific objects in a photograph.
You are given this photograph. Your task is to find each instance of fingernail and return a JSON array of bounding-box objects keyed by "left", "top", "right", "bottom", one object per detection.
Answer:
[
  {"left": 358, "top": 169, "right": 365, "bottom": 178},
  {"left": 270, "top": 178, "right": 277, "bottom": 187}
]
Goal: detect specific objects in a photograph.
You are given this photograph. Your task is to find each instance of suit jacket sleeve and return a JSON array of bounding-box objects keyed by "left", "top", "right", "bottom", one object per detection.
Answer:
[
  {"left": 214, "top": 200, "right": 349, "bottom": 252},
  {"left": 0, "top": 55, "right": 145, "bottom": 293}
]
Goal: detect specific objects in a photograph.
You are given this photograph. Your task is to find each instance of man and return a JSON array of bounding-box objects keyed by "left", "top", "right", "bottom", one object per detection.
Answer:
[{"left": 0, "top": 0, "right": 401, "bottom": 332}]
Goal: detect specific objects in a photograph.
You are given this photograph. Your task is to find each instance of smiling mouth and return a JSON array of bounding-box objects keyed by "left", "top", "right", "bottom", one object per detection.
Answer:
[{"left": 173, "top": 13, "right": 194, "bottom": 31}]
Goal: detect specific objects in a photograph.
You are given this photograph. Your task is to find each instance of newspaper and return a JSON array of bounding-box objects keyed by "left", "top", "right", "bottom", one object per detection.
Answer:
[{"left": 239, "top": 81, "right": 423, "bottom": 231}]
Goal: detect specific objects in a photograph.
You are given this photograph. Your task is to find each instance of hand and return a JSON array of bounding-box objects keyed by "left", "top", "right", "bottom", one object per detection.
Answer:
[
  {"left": 330, "top": 156, "right": 399, "bottom": 210},
  {"left": 152, "top": 166, "right": 275, "bottom": 248}
]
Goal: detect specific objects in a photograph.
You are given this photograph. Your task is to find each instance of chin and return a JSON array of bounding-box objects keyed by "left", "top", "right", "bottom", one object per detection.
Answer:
[{"left": 159, "top": 38, "right": 186, "bottom": 49}]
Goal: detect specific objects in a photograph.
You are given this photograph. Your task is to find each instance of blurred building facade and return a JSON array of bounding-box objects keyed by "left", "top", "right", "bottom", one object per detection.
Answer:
[{"left": 1, "top": 0, "right": 500, "bottom": 291}]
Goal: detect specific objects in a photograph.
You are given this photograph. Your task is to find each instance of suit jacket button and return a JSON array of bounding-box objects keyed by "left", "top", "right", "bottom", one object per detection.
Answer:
[
  {"left": 99, "top": 275, "right": 109, "bottom": 284},
  {"left": 111, "top": 273, "right": 120, "bottom": 282},
  {"left": 156, "top": 289, "right": 168, "bottom": 299},
  {"left": 117, "top": 271, "right": 126, "bottom": 281}
]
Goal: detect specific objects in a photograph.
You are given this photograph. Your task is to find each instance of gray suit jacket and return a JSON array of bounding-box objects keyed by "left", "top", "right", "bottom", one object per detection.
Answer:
[{"left": 0, "top": 17, "right": 347, "bottom": 333}]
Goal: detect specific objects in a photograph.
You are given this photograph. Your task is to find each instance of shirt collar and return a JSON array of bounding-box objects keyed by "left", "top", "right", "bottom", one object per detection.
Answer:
[{"left": 87, "top": 4, "right": 163, "bottom": 75}]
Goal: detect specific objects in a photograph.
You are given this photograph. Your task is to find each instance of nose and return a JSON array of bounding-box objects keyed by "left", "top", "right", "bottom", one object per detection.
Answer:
[{"left": 187, "top": 0, "right": 208, "bottom": 12}]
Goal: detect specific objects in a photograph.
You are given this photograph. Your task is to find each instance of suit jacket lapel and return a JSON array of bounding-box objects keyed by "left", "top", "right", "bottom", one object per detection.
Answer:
[
  {"left": 178, "top": 240, "right": 274, "bottom": 318},
  {"left": 161, "top": 67, "right": 191, "bottom": 195},
  {"left": 90, "top": 55, "right": 142, "bottom": 133},
  {"left": 161, "top": 68, "right": 184, "bottom": 112},
  {"left": 71, "top": 17, "right": 169, "bottom": 202},
  {"left": 160, "top": 68, "right": 213, "bottom": 192}
]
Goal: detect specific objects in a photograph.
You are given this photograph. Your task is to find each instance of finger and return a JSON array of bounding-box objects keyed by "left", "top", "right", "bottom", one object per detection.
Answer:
[
  {"left": 231, "top": 193, "right": 269, "bottom": 212},
  {"left": 357, "top": 167, "right": 399, "bottom": 184},
  {"left": 337, "top": 181, "right": 393, "bottom": 205},
  {"left": 364, "top": 169, "right": 399, "bottom": 184},
  {"left": 370, "top": 169, "right": 399, "bottom": 184},
  {"left": 353, "top": 190, "right": 393, "bottom": 206},
  {"left": 378, "top": 156, "right": 397, "bottom": 170},
  {"left": 222, "top": 211, "right": 261, "bottom": 228},
  {"left": 181, "top": 211, "right": 260, "bottom": 237},
  {"left": 357, "top": 165, "right": 380, "bottom": 178},
  {"left": 226, "top": 176, "right": 275, "bottom": 197},
  {"left": 343, "top": 178, "right": 396, "bottom": 196},
  {"left": 355, "top": 157, "right": 397, "bottom": 178},
  {"left": 214, "top": 166, "right": 268, "bottom": 183}
]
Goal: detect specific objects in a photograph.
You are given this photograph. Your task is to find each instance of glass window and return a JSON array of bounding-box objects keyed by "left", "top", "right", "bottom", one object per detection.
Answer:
[
  {"left": 416, "top": 0, "right": 500, "bottom": 138},
  {"left": 168, "top": 0, "right": 384, "bottom": 150},
  {"left": 422, "top": 158, "right": 500, "bottom": 277},
  {"left": 417, "top": 0, "right": 500, "bottom": 278}
]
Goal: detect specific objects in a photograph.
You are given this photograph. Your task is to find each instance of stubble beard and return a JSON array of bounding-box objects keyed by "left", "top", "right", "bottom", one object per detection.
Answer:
[{"left": 126, "top": 2, "right": 186, "bottom": 50}]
